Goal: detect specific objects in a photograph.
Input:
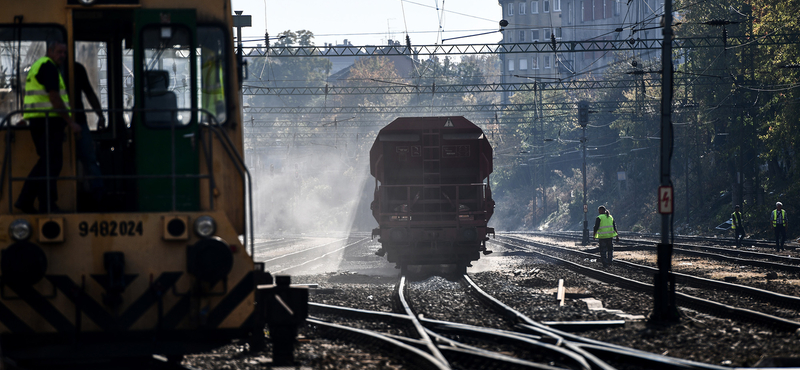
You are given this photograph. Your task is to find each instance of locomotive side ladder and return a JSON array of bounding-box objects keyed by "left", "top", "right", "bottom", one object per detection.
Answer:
[{"left": 421, "top": 129, "right": 442, "bottom": 219}]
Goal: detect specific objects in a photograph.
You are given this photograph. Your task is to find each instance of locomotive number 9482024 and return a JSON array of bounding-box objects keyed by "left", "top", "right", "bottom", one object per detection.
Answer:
[{"left": 78, "top": 221, "right": 144, "bottom": 237}]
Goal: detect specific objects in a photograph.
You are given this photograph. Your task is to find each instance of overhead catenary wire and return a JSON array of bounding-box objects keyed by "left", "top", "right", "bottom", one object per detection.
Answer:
[{"left": 242, "top": 0, "right": 797, "bottom": 125}]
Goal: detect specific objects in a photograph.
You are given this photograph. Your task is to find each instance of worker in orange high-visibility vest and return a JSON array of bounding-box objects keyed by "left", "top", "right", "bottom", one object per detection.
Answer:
[{"left": 593, "top": 205, "right": 619, "bottom": 267}]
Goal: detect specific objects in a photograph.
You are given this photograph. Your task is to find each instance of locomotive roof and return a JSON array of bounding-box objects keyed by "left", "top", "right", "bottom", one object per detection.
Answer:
[{"left": 380, "top": 116, "right": 483, "bottom": 132}]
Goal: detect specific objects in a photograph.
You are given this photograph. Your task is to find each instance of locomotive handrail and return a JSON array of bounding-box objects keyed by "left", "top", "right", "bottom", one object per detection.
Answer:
[
  {"left": 1, "top": 108, "right": 210, "bottom": 213},
  {"left": 1, "top": 106, "right": 254, "bottom": 255},
  {"left": 0, "top": 108, "right": 233, "bottom": 214},
  {"left": 1, "top": 109, "right": 81, "bottom": 214},
  {"left": 375, "top": 183, "right": 491, "bottom": 227},
  {"left": 197, "top": 109, "right": 255, "bottom": 259}
]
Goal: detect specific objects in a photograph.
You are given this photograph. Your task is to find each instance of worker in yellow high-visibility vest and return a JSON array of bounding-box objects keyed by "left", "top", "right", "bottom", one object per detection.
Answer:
[
  {"left": 592, "top": 205, "right": 619, "bottom": 267},
  {"left": 771, "top": 202, "right": 787, "bottom": 252},
  {"left": 15, "top": 41, "right": 82, "bottom": 214},
  {"left": 201, "top": 52, "right": 225, "bottom": 122}
]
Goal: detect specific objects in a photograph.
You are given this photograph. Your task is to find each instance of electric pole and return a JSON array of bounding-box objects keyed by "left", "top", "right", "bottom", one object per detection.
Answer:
[
  {"left": 578, "top": 101, "right": 589, "bottom": 245},
  {"left": 653, "top": 0, "right": 680, "bottom": 323}
]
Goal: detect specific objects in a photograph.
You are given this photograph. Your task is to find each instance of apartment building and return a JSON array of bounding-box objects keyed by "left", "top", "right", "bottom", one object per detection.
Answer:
[{"left": 497, "top": 0, "right": 662, "bottom": 99}]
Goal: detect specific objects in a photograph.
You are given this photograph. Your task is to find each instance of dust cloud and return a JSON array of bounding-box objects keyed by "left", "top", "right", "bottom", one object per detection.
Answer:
[{"left": 247, "top": 144, "right": 373, "bottom": 238}]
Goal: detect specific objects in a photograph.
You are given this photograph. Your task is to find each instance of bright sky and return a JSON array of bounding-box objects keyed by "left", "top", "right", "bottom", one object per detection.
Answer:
[{"left": 230, "top": 0, "right": 504, "bottom": 47}]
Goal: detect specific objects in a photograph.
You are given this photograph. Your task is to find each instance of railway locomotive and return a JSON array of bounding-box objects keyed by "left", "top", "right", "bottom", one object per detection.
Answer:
[
  {"left": 0, "top": 0, "right": 270, "bottom": 364},
  {"left": 370, "top": 116, "right": 495, "bottom": 273}
]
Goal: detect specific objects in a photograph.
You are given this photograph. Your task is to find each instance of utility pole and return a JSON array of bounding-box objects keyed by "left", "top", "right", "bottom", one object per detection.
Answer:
[
  {"left": 578, "top": 101, "right": 589, "bottom": 245},
  {"left": 653, "top": 0, "right": 680, "bottom": 323},
  {"left": 232, "top": 11, "right": 252, "bottom": 57},
  {"left": 233, "top": 10, "right": 251, "bottom": 125}
]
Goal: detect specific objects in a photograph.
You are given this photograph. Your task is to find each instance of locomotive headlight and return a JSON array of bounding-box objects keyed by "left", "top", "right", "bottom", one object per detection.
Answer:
[
  {"left": 194, "top": 216, "right": 217, "bottom": 238},
  {"left": 9, "top": 219, "right": 32, "bottom": 241}
]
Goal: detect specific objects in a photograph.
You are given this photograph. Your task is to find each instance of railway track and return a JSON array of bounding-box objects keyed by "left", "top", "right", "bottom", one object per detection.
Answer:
[
  {"left": 177, "top": 234, "right": 799, "bottom": 368},
  {"left": 305, "top": 270, "right": 770, "bottom": 370},
  {"left": 530, "top": 231, "right": 792, "bottom": 254},
  {"left": 511, "top": 232, "right": 800, "bottom": 293},
  {"left": 496, "top": 235, "right": 800, "bottom": 331},
  {"left": 258, "top": 237, "right": 370, "bottom": 274},
  {"left": 310, "top": 275, "right": 593, "bottom": 369},
  {"left": 627, "top": 232, "right": 790, "bottom": 251}
]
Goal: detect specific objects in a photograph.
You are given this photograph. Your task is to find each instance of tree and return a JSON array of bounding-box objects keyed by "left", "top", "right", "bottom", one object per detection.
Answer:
[{"left": 245, "top": 30, "right": 332, "bottom": 110}]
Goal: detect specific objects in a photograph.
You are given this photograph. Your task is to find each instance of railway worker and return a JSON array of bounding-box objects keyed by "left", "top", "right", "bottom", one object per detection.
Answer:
[
  {"left": 771, "top": 202, "right": 787, "bottom": 252},
  {"left": 593, "top": 206, "right": 619, "bottom": 267},
  {"left": 201, "top": 49, "right": 225, "bottom": 121},
  {"left": 73, "top": 61, "right": 106, "bottom": 205},
  {"left": 15, "top": 41, "right": 82, "bottom": 214},
  {"left": 731, "top": 205, "right": 746, "bottom": 247}
]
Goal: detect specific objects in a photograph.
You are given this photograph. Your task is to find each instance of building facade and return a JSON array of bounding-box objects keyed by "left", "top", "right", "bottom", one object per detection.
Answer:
[{"left": 497, "top": 0, "right": 662, "bottom": 100}]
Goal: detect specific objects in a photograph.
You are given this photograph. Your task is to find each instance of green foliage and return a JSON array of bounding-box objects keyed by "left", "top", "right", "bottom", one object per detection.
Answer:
[
  {"left": 245, "top": 30, "right": 332, "bottom": 108},
  {"left": 248, "top": 10, "right": 800, "bottom": 240},
  {"left": 333, "top": 56, "right": 410, "bottom": 111}
]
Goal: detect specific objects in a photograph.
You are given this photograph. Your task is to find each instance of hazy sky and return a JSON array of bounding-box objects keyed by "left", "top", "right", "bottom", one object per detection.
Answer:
[{"left": 230, "top": 0, "right": 504, "bottom": 47}]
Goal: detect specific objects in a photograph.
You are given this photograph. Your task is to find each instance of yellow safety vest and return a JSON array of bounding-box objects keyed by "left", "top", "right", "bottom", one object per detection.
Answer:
[
  {"left": 731, "top": 212, "right": 742, "bottom": 229},
  {"left": 23, "top": 56, "right": 70, "bottom": 119},
  {"left": 595, "top": 214, "right": 617, "bottom": 239},
  {"left": 771, "top": 209, "right": 787, "bottom": 227},
  {"left": 201, "top": 57, "right": 224, "bottom": 118}
]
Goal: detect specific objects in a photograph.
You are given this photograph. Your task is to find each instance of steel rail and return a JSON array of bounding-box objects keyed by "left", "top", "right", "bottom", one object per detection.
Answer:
[
  {"left": 423, "top": 330, "right": 566, "bottom": 370},
  {"left": 434, "top": 345, "right": 564, "bottom": 370},
  {"left": 524, "top": 231, "right": 800, "bottom": 271},
  {"left": 258, "top": 237, "right": 349, "bottom": 262},
  {"left": 619, "top": 232, "right": 786, "bottom": 253},
  {"left": 394, "top": 276, "right": 451, "bottom": 368},
  {"left": 251, "top": 237, "right": 306, "bottom": 251},
  {"left": 307, "top": 318, "right": 449, "bottom": 370},
  {"left": 652, "top": 246, "right": 800, "bottom": 274},
  {"left": 309, "top": 301, "right": 412, "bottom": 325},
  {"left": 461, "top": 252, "right": 784, "bottom": 370},
  {"left": 381, "top": 329, "right": 569, "bottom": 370},
  {"left": 621, "top": 231, "right": 779, "bottom": 247},
  {"left": 495, "top": 236, "right": 800, "bottom": 331},
  {"left": 309, "top": 302, "right": 587, "bottom": 370},
  {"left": 309, "top": 300, "right": 733, "bottom": 370},
  {"left": 309, "top": 303, "right": 565, "bottom": 370},
  {"left": 535, "top": 230, "right": 786, "bottom": 252},
  {"left": 502, "top": 233, "right": 800, "bottom": 309},
  {"left": 259, "top": 237, "right": 366, "bottom": 274},
  {"left": 459, "top": 274, "right": 611, "bottom": 370},
  {"left": 421, "top": 318, "right": 594, "bottom": 370},
  {"left": 513, "top": 325, "right": 737, "bottom": 370}
]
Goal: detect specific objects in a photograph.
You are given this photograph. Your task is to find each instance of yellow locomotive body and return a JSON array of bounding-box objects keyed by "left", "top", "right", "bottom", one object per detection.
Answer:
[{"left": 0, "top": 0, "right": 265, "bottom": 363}]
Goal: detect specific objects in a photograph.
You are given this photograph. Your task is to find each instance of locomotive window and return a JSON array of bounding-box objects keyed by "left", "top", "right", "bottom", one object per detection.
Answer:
[
  {"left": 379, "top": 133, "right": 419, "bottom": 142},
  {"left": 442, "top": 133, "right": 484, "bottom": 140},
  {"left": 0, "top": 25, "right": 67, "bottom": 126},
  {"left": 197, "top": 26, "right": 228, "bottom": 125},
  {"left": 122, "top": 38, "right": 134, "bottom": 127},
  {"left": 141, "top": 25, "right": 192, "bottom": 127}
]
